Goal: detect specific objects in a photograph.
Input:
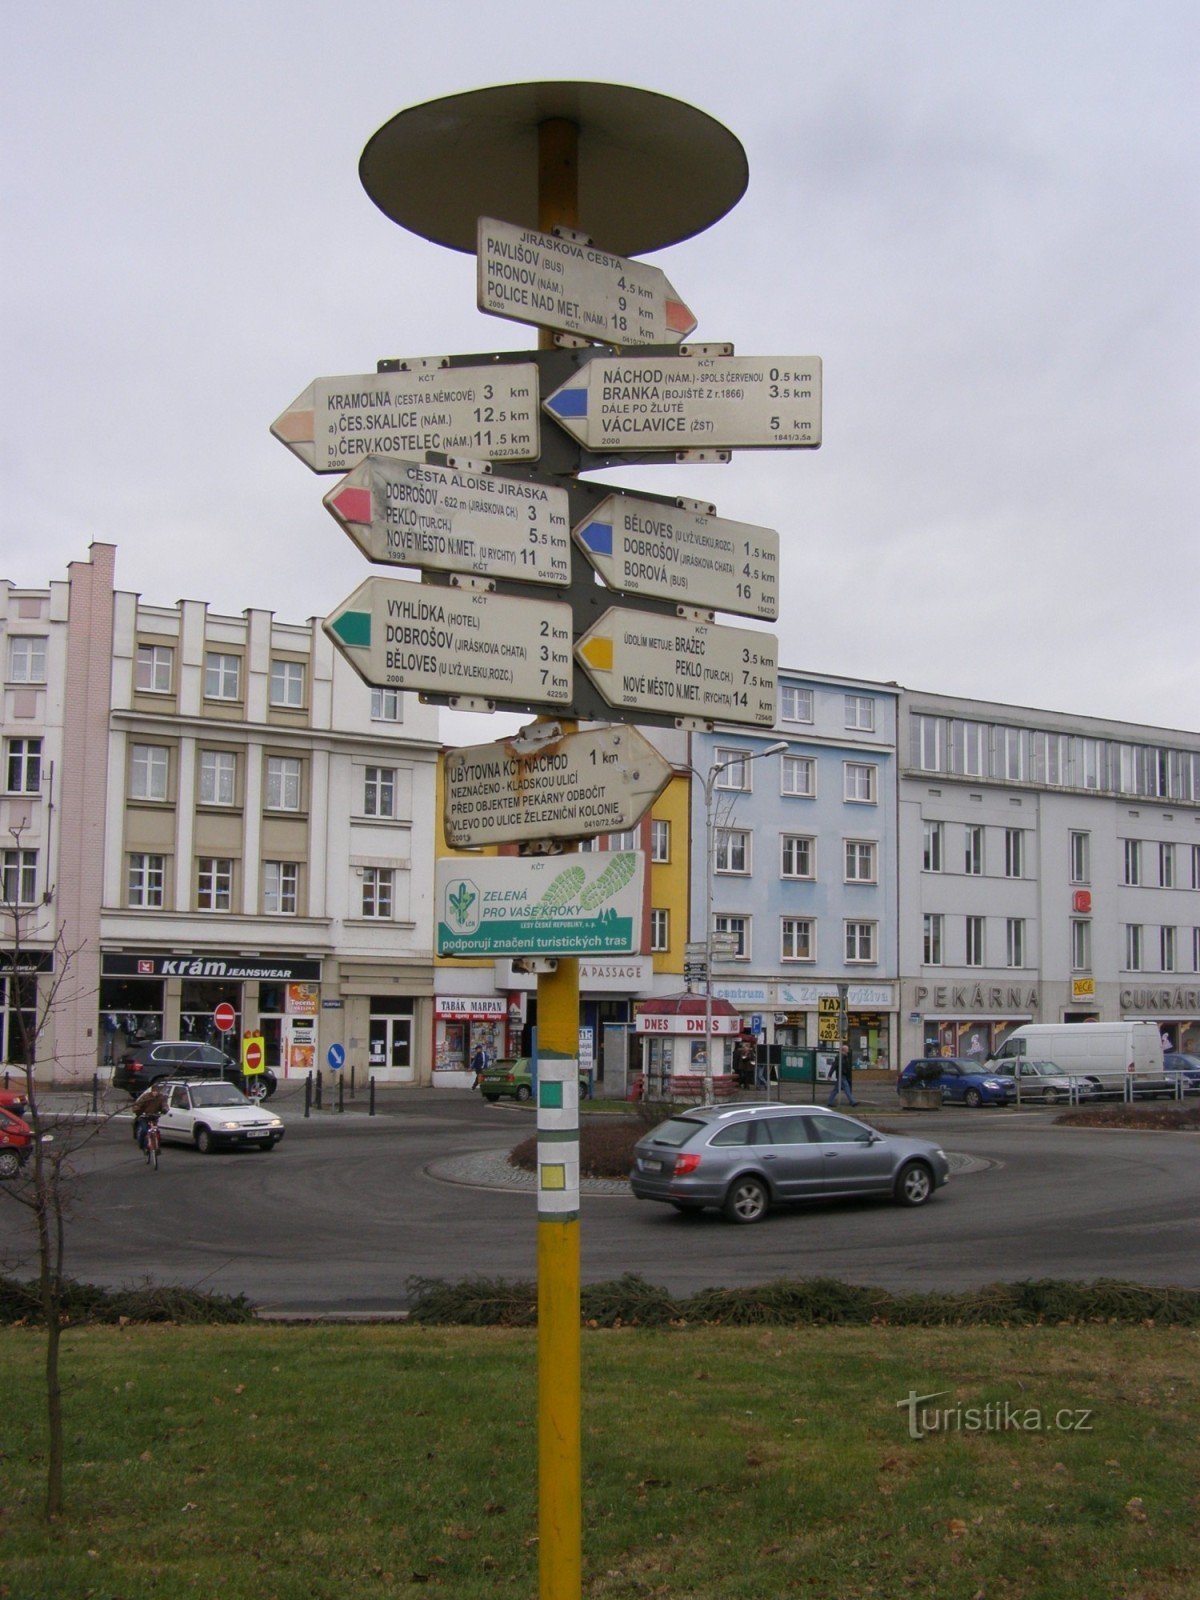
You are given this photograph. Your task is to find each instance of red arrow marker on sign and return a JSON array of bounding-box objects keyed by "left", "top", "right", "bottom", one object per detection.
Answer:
[{"left": 329, "top": 484, "right": 372, "bottom": 525}]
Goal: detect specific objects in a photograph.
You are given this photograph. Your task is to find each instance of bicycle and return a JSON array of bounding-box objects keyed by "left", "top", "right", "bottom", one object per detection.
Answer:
[{"left": 142, "top": 1116, "right": 161, "bottom": 1171}]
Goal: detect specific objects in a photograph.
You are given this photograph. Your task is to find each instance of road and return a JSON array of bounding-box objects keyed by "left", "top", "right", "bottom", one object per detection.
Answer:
[{"left": 3, "top": 1088, "right": 1197, "bottom": 1313}]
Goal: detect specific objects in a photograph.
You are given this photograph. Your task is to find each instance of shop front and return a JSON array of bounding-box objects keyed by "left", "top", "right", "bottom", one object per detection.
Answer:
[
  {"left": 1, "top": 952, "right": 50, "bottom": 1066},
  {"left": 905, "top": 981, "right": 1039, "bottom": 1064},
  {"left": 493, "top": 956, "right": 654, "bottom": 1092},
  {"left": 433, "top": 994, "right": 518, "bottom": 1088},
  {"left": 1120, "top": 985, "right": 1200, "bottom": 1055},
  {"left": 633, "top": 993, "right": 743, "bottom": 1100}
]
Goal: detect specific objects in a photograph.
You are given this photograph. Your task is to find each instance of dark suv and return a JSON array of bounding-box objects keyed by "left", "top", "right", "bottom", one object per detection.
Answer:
[{"left": 113, "top": 1041, "right": 277, "bottom": 1099}]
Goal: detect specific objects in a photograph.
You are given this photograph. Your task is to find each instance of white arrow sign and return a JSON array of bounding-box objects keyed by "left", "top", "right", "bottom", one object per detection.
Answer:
[
  {"left": 576, "top": 609, "right": 776, "bottom": 726},
  {"left": 544, "top": 355, "right": 821, "bottom": 452},
  {"left": 322, "top": 577, "right": 573, "bottom": 707},
  {"left": 444, "top": 723, "right": 674, "bottom": 848},
  {"left": 477, "top": 216, "right": 696, "bottom": 346},
  {"left": 573, "top": 493, "right": 779, "bottom": 620},
  {"left": 272, "top": 362, "right": 540, "bottom": 473},
  {"left": 323, "top": 457, "right": 571, "bottom": 588}
]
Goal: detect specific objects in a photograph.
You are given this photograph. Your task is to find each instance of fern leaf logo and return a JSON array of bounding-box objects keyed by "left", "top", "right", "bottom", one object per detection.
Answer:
[{"left": 446, "top": 877, "right": 479, "bottom": 931}]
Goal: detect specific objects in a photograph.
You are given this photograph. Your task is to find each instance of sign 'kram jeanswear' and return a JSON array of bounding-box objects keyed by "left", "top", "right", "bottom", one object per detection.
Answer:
[{"left": 102, "top": 954, "right": 323, "bottom": 982}]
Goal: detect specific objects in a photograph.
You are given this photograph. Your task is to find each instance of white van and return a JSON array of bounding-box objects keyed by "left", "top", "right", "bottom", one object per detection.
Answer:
[{"left": 988, "top": 1021, "right": 1171, "bottom": 1095}]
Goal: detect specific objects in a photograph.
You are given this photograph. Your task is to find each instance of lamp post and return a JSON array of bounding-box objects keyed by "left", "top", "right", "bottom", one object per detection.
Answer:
[{"left": 701, "top": 740, "right": 790, "bottom": 1107}]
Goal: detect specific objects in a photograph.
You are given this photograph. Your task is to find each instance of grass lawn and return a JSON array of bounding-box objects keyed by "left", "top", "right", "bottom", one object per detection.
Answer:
[{"left": 3, "top": 1322, "right": 1197, "bottom": 1598}]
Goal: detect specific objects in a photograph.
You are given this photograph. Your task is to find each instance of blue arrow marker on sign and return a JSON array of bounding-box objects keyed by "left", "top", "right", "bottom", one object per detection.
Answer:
[
  {"left": 545, "top": 384, "right": 588, "bottom": 419},
  {"left": 576, "top": 518, "right": 613, "bottom": 557},
  {"left": 327, "top": 1043, "right": 346, "bottom": 1071}
]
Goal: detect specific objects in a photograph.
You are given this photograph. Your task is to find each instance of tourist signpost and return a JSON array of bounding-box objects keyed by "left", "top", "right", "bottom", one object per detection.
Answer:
[{"left": 435, "top": 851, "right": 644, "bottom": 958}]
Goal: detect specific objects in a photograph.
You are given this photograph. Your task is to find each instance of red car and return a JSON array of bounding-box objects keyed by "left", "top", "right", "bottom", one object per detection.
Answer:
[
  {"left": 0, "top": 1105, "right": 35, "bottom": 1179},
  {"left": 0, "top": 1085, "right": 30, "bottom": 1118}
]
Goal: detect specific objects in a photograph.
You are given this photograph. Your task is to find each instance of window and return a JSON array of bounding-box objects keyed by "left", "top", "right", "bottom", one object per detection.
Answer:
[
  {"left": 1005, "top": 918, "right": 1026, "bottom": 968},
  {"left": 1069, "top": 831, "right": 1090, "bottom": 886},
  {"left": 8, "top": 636, "right": 46, "bottom": 684},
  {"left": 135, "top": 644, "right": 173, "bottom": 694},
  {"left": 371, "top": 687, "right": 402, "bottom": 722},
  {"left": 964, "top": 825, "right": 984, "bottom": 876},
  {"left": 649, "top": 820, "right": 670, "bottom": 863},
  {"left": 844, "top": 694, "right": 875, "bottom": 731},
  {"left": 265, "top": 756, "right": 302, "bottom": 811},
  {"left": 951, "top": 719, "right": 987, "bottom": 778},
  {"left": 609, "top": 829, "right": 638, "bottom": 851},
  {"left": 1193, "top": 927, "right": 1200, "bottom": 973},
  {"left": 269, "top": 659, "right": 305, "bottom": 708},
  {"left": 1071, "top": 919, "right": 1091, "bottom": 972},
  {"left": 713, "top": 749, "right": 749, "bottom": 791},
  {"left": 1159, "top": 843, "right": 1175, "bottom": 889},
  {"left": 965, "top": 915, "right": 985, "bottom": 967},
  {"left": 715, "top": 828, "right": 750, "bottom": 874},
  {"left": 844, "top": 839, "right": 876, "bottom": 883},
  {"left": 198, "top": 750, "right": 237, "bottom": 806},
  {"left": 128, "top": 853, "right": 165, "bottom": 909},
  {"left": 362, "top": 867, "right": 394, "bottom": 919},
  {"left": 650, "top": 908, "right": 669, "bottom": 952},
  {"left": 1122, "top": 839, "right": 1141, "bottom": 886},
  {"left": 204, "top": 651, "right": 241, "bottom": 700},
  {"left": 1125, "top": 924, "right": 1143, "bottom": 971},
  {"left": 780, "top": 685, "right": 813, "bottom": 723},
  {"left": 923, "top": 913, "right": 943, "bottom": 965},
  {"left": 1004, "top": 828, "right": 1024, "bottom": 879},
  {"left": 997, "top": 726, "right": 1026, "bottom": 782},
  {"left": 1, "top": 849, "right": 37, "bottom": 905},
  {"left": 5, "top": 737, "right": 41, "bottom": 793},
  {"left": 364, "top": 766, "right": 396, "bottom": 819},
  {"left": 844, "top": 762, "right": 877, "bottom": 803},
  {"left": 782, "top": 755, "right": 815, "bottom": 797},
  {"left": 1192, "top": 845, "right": 1200, "bottom": 890},
  {"left": 914, "top": 715, "right": 944, "bottom": 772},
  {"left": 263, "top": 861, "right": 298, "bottom": 916},
  {"left": 713, "top": 914, "right": 749, "bottom": 959},
  {"left": 781, "top": 835, "right": 815, "bottom": 879},
  {"left": 923, "top": 822, "right": 943, "bottom": 872},
  {"left": 1161, "top": 925, "right": 1177, "bottom": 973},
  {"left": 845, "top": 920, "right": 877, "bottom": 964},
  {"left": 130, "top": 743, "right": 169, "bottom": 802},
  {"left": 197, "top": 857, "right": 233, "bottom": 912},
  {"left": 781, "top": 917, "right": 814, "bottom": 962}
]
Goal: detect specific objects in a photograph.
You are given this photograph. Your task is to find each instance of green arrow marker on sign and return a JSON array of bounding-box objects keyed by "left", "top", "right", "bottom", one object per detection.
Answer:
[{"left": 330, "top": 610, "right": 371, "bottom": 648}]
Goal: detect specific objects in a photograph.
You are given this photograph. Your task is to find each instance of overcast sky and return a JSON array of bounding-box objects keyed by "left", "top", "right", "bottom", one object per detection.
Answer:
[{"left": 4, "top": 1, "right": 1196, "bottom": 744}]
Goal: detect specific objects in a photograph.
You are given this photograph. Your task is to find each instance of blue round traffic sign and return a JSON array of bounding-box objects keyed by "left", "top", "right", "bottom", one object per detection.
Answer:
[{"left": 327, "top": 1043, "right": 346, "bottom": 1071}]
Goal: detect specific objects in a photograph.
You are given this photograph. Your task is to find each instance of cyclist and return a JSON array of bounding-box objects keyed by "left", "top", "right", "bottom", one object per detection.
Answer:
[{"left": 132, "top": 1083, "right": 168, "bottom": 1156}]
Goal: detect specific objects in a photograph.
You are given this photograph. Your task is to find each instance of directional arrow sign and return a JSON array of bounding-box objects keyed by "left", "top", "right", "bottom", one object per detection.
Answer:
[
  {"left": 576, "top": 610, "right": 776, "bottom": 726},
  {"left": 477, "top": 216, "right": 696, "bottom": 346},
  {"left": 545, "top": 355, "right": 821, "bottom": 452},
  {"left": 444, "top": 724, "right": 674, "bottom": 848},
  {"left": 323, "top": 457, "right": 571, "bottom": 588},
  {"left": 322, "top": 577, "right": 574, "bottom": 707},
  {"left": 271, "top": 362, "right": 540, "bottom": 473},
  {"left": 573, "top": 493, "right": 779, "bottom": 620}
]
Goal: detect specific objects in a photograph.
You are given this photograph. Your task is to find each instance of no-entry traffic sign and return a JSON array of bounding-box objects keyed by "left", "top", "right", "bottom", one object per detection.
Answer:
[{"left": 213, "top": 1002, "right": 236, "bottom": 1033}]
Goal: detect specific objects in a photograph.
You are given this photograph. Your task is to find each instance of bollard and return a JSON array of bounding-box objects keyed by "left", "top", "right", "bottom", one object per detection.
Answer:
[
  {"left": 315, "top": 1069, "right": 323, "bottom": 1110},
  {"left": 369, "top": 1075, "right": 376, "bottom": 1117},
  {"left": 350, "top": 1064, "right": 356, "bottom": 1100},
  {"left": 92, "top": 1072, "right": 99, "bottom": 1115},
  {"left": 337, "top": 1073, "right": 344, "bottom": 1114},
  {"left": 304, "top": 1073, "right": 312, "bottom": 1119}
]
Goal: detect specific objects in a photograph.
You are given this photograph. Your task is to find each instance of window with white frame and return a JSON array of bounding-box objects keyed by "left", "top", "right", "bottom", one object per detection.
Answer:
[
  {"left": 782, "top": 755, "right": 815, "bottom": 797},
  {"left": 370, "top": 687, "right": 402, "bottom": 722},
  {"left": 649, "top": 908, "right": 669, "bottom": 952},
  {"left": 952, "top": 719, "right": 987, "bottom": 778},
  {"left": 609, "top": 829, "right": 638, "bottom": 851},
  {"left": 198, "top": 750, "right": 237, "bottom": 806},
  {"left": 265, "top": 756, "right": 302, "bottom": 811},
  {"left": 1122, "top": 839, "right": 1141, "bottom": 885},
  {"left": 715, "top": 828, "right": 750, "bottom": 874},
  {"left": 1193, "top": 927, "right": 1200, "bottom": 972},
  {"left": 263, "top": 860, "right": 299, "bottom": 916},
  {"left": 128, "top": 853, "right": 165, "bottom": 909},
  {"left": 1125, "top": 923, "right": 1143, "bottom": 971},
  {"left": 1, "top": 849, "right": 37, "bottom": 905},
  {"left": 844, "top": 694, "right": 875, "bottom": 731},
  {"left": 1161, "top": 925, "right": 1177, "bottom": 972},
  {"left": 361, "top": 866, "right": 394, "bottom": 919},
  {"left": 781, "top": 917, "right": 814, "bottom": 962},
  {"left": 1159, "top": 843, "right": 1175, "bottom": 889},
  {"left": 923, "top": 913, "right": 943, "bottom": 965},
  {"left": 714, "top": 913, "right": 749, "bottom": 958},
  {"left": 713, "top": 749, "right": 749, "bottom": 791},
  {"left": 5, "top": 738, "right": 41, "bottom": 793},
  {"left": 364, "top": 765, "right": 396, "bottom": 819},
  {"left": 780, "top": 685, "right": 813, "bottom": 723},
  {"left": 964, "top": 825, "right": 984, "bottom": 876},
  {"left": 844, "top": 762, "right": 877, "bottom": 803},
  {"left": 845, "top": 920, "right": 877, "bottom": 963},
  {"left": 914, "top": 714, "right": 944, "bottom": 772},
  {"left": 845, "top": 839, "right": 876, "bottom": 883},
  {"left": 1005, "top": 918, "right": 1026, "bottom": 968},
  {"left": 130, "top": 744, "right": 169, "bottom": 802},
  {"left": 998, "top": 726, "right": 1026, "bottom": 782},
  {"left": 650, "top": 819, "right": 670, "bottom": 862},
  {"left": 781, "top": 834, "right": 815, "bottom": 879},
  {"left": 1004, "top": 828, "right": 1024, "bottom": 879},
  {"left": 923, "top": 821, "right": 943, "bottom": 872},
  {"left": 135, "top": 643, "right": 173, "bottom": 694},
  {"left": 1192, "top": 845, "right": 1200, "bottom": 890},
  {"left": 577, "top": 837, "right": 598, "bottom": 853},
  {"left": 965, "top": 915, "right": 985, "bottom": 967},
  {"left": 1069, "top": 830, "right": 1090, "bottom": 885},
  {"left": 196, "top": 857, "right": 233, "bottom": 912},
  {"left": 204, "top": 651, "right": 241, "bottom": 701},
  {"left": 7, "top": 636, "right": 46, "bottom": 684},
  {"left": 269, "top": 658, "right": 306, "bottom": 708},
  {"left": 1071, "top": 918, "right": 1091, "bottom": 972}
]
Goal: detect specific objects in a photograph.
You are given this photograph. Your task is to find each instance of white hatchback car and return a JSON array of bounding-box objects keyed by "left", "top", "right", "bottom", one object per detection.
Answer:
[{"left": 156, "top": 1079, "right": 285, "bottom": 1154}]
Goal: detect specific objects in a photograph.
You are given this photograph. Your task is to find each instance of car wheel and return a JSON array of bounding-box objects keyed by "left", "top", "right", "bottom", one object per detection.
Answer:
[
  {"left": 194, "top": 1127, "right": 215, "bottom": 1155},
  {"left": 0, "top": 1149, "right": 21, "bottom": 1180},
  {"left": 963, "top": 1088, "right": 983, "bottom": 1108},
  {"left": 515, "top": 1084, "right": 532, "bottom": 1102},
  {"left": 261, "top": 1073, "right": 278, "bottom": 1099},
  {"left": 895, "top": 1161, "right": 934, "bottom": 1207},
  {"left": 722, "top": 1174, "right": 770, "bottom": 1224},
  {"left": 244, "top": 1080, "right": 267, "bottom": 1101},
  {"left": 1042, "top": 1087, "right": 1060, "bottom": 1104}
]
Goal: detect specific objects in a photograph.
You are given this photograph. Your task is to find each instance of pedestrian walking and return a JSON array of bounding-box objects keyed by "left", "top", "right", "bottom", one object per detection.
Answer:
[{"left": 828, "top": 1044, "right": 858, "bottom": 1107}]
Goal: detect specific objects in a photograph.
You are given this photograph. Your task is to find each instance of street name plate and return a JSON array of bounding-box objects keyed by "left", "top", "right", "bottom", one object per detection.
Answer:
[
  {"left": 444, "top": 724, "right": 673, "bottom": 848},
  {"left": 576, "top": 609, "right": 776, "bottom": 726},
  {"left": 574, "top": 492, "right": 779, "bottom": 620},
  {"left": 322, "top": 576, "right": 573, "bottom": 705},
  {"left": 544, "top": 355, "right": 821, "bottom": 451},
  {"left": 271, "top": 362, "right": 540, "bottom": 473},
  {"left": 324, "top": 457, "right": 571, "bottom": 587},
  {"left": 477, "top": 216, "right": 696, "bottom": 346},
  {"left": 436, "top": 852, "right": 644, "bottom": 957}
]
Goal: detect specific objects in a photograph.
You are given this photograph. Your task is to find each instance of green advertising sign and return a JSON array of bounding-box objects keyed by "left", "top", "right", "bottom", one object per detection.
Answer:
[{"left": 436, "top": 852, "right": 644, "bottom": 957}]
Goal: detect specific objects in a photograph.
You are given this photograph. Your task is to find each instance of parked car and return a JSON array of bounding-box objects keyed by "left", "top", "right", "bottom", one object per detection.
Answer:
[
  {"left": 990, "top": 1059, "right": 1101, "bottom": 1103},
  {"left": 898, "top": 1057, "right": 1013, "bottom": 1107},
  {"left": 630, "top": 1103, "right": 950, "bottom": 1223},
  {"left": 155, "top": 1079, "right": 285, "bottom": 1153},
  {"left": 0, "top": 1084, "right": 29, "bottom": 1117},
  {"left": 1162, "top": 1053, "right": 1200, "bottom": 1092},
  {"left": 0, "top": 1105, "right": 36, "bottom": 1179},
  {"left": 113, "top": 1041, "right": 277, "bottom": 1100},
  {"left": 479, "top": 1057, "right": 591, "bottom": 1103}
]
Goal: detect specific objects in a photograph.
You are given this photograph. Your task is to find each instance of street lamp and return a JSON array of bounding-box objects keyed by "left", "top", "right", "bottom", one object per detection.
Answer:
[{"left": 701, "top": 739, "right": 790, "bottom": 1106}]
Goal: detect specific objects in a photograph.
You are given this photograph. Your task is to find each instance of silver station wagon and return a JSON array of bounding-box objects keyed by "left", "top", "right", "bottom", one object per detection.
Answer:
[{"left": 631, "top": 1104, "right": 950, "bottom": 1223}]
